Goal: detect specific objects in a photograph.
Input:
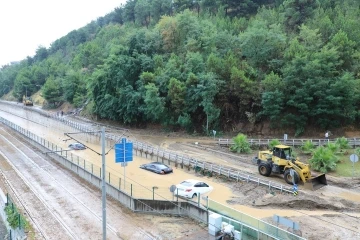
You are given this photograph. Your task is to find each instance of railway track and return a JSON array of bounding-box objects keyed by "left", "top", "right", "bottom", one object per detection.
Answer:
[
  {"left": 0, "top": 126, "right": 158, "bottom": 240},
  {"left": 0, "top": 127, "right": 78, "bottom": 239}
]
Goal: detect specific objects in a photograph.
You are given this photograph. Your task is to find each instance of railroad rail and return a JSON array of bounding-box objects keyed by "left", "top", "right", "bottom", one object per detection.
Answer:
[{"left": 218, "top": 138, "right": 360, "bottom": 147}]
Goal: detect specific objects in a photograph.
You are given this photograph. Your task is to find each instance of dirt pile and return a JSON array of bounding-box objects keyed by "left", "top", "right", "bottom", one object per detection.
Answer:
[{"left": 224, "top": 180, "right": 360, "bottom": 213}]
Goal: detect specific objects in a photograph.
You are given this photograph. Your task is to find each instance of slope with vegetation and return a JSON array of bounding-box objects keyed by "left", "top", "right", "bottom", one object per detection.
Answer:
[{"left": 0, "top": 0, "right": 359, "bottom": 136}]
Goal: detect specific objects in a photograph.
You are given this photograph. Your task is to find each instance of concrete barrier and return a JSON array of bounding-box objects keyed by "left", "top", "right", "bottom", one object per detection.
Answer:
[{"left": 133, "top": 199, "right": 208, "bottom": 223}]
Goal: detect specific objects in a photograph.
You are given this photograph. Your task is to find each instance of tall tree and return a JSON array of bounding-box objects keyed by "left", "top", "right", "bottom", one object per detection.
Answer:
[
  {"left": 42, "top": 76, "right": 63, "bottom": 106},
  {"left": 123, "top": 0, "right": 137, "bottom": 23},
  {"left": 283, "top": 0, "right": 318, "bottom": 32},
  {"left": 135, "top": 0, "right": 151, "bottom": 27}
]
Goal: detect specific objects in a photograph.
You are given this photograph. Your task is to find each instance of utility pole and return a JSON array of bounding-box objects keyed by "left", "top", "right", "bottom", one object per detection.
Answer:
[
  {"left": 65, "top": 128, "right": 107, "bottom": 240},
  {"left": 101, "top": 127, "right": 106, "bottom": 240},
  {"left": 65, "top": 127, "right": 131, "bottom": 239}
]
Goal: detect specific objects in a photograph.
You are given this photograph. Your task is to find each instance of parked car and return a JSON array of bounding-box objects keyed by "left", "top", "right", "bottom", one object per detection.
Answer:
[
  {"left": 68, "top": 143, "right": 86, "bottom": 150},
  {"left": 175, "top": 179, "right": 213, "bottom": 198},
  {"left": 140, "top": 162, "right": 173, "bottom": 174}
]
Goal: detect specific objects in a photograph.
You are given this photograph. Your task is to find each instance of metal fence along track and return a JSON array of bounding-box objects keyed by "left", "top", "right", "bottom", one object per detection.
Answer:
[{"left": 218, "top": 138, "right": 360, "bottom": 147}]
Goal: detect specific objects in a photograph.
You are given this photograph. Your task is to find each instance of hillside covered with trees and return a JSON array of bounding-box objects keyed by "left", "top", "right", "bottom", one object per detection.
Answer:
[{"left": 0, "top": 0, "right": 359, "bottom": 136}]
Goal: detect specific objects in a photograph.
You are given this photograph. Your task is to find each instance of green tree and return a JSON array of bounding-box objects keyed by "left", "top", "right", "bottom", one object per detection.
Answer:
[
  {"left": 150, "top": 0, "right": 173, "bottom": 23},
  {"left": 283, "top": 0, "right": 318, "bottom": 32},
  {"left": 135, "top": 0, "right": 151, "bottom": 27},
  {"left": 239, "top": 20, "right": 286, "bottom": 71},
  {"left": 42, "top": 76, "right": 63, "bottom": 106},
  {"left": 34, "top": 46, "right": 48, "bottom": 62},
  {"left": 143, "top": 83, "right": 165, "bottom": 121},
  {"left": 62, "top": 70, "right": 86, "bottom": 104},
  {"left": 167, "top": 77, "right": 186, "bottom": 117},
  {"left": 123, "top": 0, "right": 137, "bottom": 23}
]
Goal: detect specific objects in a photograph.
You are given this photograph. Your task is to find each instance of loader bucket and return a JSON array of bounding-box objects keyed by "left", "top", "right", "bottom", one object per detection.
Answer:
[{"left": 304, "top": 174, "right": 327, "bottom": 191}]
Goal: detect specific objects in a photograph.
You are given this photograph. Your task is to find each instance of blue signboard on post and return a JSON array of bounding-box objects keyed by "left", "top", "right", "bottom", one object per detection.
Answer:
[
  {"left": 115, "top": 138, "right": 133, "bottom": 164},
  {"left": 115, "top": 138, "right": 133, "bottom": 189}
]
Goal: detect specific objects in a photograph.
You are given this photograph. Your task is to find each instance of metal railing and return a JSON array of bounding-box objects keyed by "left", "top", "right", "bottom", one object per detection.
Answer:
[
  {"left": 104, "top": 137, "right": 293, "bottom": 194},
  {"left": 209, "top": 199, "right": 305, "bottom": 240},
  {"left": 218, "top": 138, "right": 360, "bottom": 147}
]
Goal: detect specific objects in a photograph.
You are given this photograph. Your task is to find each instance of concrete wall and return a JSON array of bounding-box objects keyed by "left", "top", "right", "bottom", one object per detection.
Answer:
[{"left": 133, "top": 199, "right": 208, "bottom": 223}]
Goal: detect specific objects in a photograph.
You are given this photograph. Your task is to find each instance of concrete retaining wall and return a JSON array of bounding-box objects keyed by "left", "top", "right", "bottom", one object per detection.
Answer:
[{"left": 133, "top": 199, "right": 208, "bottom": 223}]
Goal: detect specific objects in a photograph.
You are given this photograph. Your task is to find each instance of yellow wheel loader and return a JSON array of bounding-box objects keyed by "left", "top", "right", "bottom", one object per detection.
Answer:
[
  {"left": 252, "top": 145, "right": 327, "bottom": 190},
  {"left": 23, "top": 95, "right": 33, "bottom": 106}
]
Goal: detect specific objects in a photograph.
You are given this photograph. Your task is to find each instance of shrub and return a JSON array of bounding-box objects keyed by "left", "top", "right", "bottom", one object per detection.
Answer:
[
  {"left": 268, "top": 139, "right": 281, "bottom": 149},
  {"left": 355, "top": 148, "right": 360, "bottom": 155},
  {"left": 309, "top": 146, "right": 339, "bottom": 173},
  {"left": 335, "top": 137, "right": 350, "bottom": 149},
  {"left": 301, "top": 140, "right": 315, "bottom": 154},
  {"left": 230, "top": 134, "right": 251, "bottom": 153},
  {"left": 325, "top": 142, "right": 340, "bottom": 153},
  {"left": 4, "top": 204, "right": 28, "bottom": 229}
]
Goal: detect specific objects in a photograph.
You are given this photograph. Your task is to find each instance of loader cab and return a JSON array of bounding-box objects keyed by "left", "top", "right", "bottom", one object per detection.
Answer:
[{"left": 272, "top": 145, "right": 291, "bottom": 161}]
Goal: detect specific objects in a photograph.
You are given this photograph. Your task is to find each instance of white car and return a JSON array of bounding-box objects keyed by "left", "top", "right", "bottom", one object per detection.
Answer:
[{"left": 175, "top": 179, "right": 213, "bottom": 198}]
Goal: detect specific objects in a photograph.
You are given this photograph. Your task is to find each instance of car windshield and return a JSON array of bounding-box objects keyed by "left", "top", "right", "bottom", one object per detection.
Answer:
[
  {"left": 156, "top": 164, "right": 168, "bottom": 170},
  {"left": 180, "top": 181, "right": 194, "bottom": 187}
]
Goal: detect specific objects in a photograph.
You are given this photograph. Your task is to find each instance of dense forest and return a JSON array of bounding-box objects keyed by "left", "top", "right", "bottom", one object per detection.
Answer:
[{"left": 0, "top": 0, "right": 359, "bottom": 136}]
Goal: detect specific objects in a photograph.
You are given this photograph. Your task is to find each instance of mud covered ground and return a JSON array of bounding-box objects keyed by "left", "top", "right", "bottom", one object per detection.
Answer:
[
  {"left": 117, "top": 129, "right": 360, "bottom": 240},
  {"left": 2, "top": 101, "right": 360, "bottom": 240}
]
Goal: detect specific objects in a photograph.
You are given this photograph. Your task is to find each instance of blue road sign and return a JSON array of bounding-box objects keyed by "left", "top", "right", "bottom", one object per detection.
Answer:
[{"left": 115, "top": 138, "right": 133, "bottom": 163}]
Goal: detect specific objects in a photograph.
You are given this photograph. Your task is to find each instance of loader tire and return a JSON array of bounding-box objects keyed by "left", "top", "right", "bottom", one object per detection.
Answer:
[
  {"left": 258, "top": 163, "right": 271, "bottom": 177},
  {"left": 284, "top": 169, "right": 299, "bottom": 185}
]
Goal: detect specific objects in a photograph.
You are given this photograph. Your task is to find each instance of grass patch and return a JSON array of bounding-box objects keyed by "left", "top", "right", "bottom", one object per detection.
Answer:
[{"left": 331, "top": 153, "right": 360, "bottom": 177}]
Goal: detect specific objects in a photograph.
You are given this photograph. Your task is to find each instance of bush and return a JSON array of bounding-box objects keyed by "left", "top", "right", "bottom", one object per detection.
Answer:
[
  {"left": 268, "top": 139, "right": 281, "bottom": 149},
  {"left": 309, "top": 146, "right": 339, "bottom": 173},
  {"left": 230, "top": 134, "right": 251, "bottom": 153},
  {"left": 325, "top": 142, "right": 340, "bottom": 153},
  {"left": 335, "top": 137, "right": 350, "bottom": 149},
  {"left": 355, "top": 148, "right": 360, "bottom": 155},
  {"left": 301, "top": 140, "right": 315, "bottom": 154},
  {"left": 4, "top": 204, "right": 28, "bottom": 229}
]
